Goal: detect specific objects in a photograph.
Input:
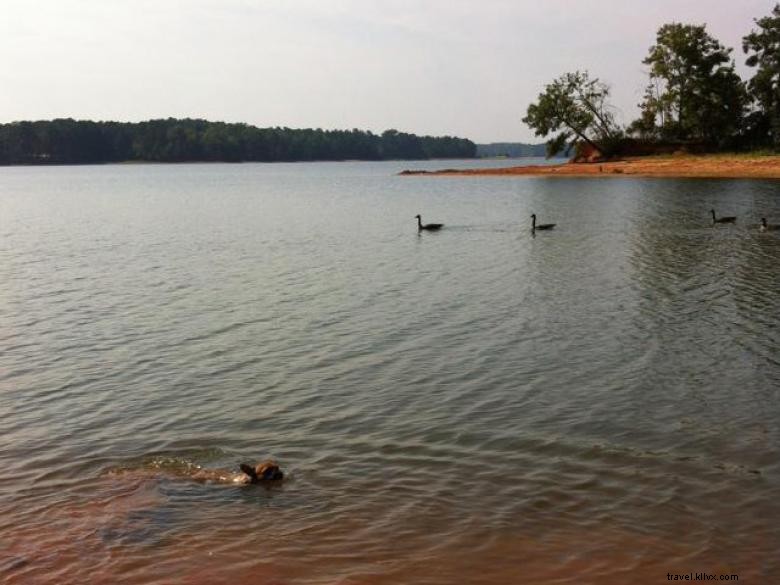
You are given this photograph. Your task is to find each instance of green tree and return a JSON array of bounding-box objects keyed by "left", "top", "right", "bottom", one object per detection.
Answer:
[
  {"left": 743, "top": 3, "right": 780, "bottom": 148},
  {"left": 628, "top": 80, "right": 668, "bottom": 140},
  {"left": 379, "top": 129, "right": 426, "bottom": 160},
  {"left": 635, "top": 23, "right": 746, "bottom": 147},
  {"left": 522, "top": 71, "right": 622, "bottom": 157}
]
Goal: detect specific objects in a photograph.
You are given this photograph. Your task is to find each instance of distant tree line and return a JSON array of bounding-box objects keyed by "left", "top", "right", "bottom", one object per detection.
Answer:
[
  {"left": 524, "top": 4, "right": 780, "bottom": 157},
  {"left": 0, "top": 119, "right": 476, "bottom": 165}
]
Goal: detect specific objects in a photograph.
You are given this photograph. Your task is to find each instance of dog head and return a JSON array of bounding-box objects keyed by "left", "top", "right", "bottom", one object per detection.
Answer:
[{"left": 240, "top": 460, "right": 284, "bottom": 483}]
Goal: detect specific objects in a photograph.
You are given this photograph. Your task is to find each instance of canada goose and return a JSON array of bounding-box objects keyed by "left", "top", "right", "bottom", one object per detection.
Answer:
[
  {"left": 416, "top": 214, "right": 443, "bottom": 231},
  {"left": 711, "top": 209, "right": 736, "bottom": 224},
  {"left": 531, "top": 214, "right": 556, "bottom": 231},
  {"left": 760, "top": 218, "right": 779, "bottom": 232}
]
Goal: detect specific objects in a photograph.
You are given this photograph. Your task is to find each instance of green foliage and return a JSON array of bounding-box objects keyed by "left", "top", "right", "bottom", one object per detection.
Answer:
[
  {"left": 634, "top": 23, "right": 746, "bottom": 147},
  {"left": 743, "top": 3, "right": 780, "bottom": 149},
  {"left": 0, "top": 118, "right": 476, "bottom": 165},
  {"left": 380, "top": 129, "right": 425, "bottom": 160},
  {"left": 522, "top": 71, "right": 622, "bottom": 158}
]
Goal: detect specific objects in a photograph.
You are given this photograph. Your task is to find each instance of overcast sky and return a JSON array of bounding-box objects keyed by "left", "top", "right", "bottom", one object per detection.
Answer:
[{"left": 1, "top": 0, "right": 775, "bottom": 143}]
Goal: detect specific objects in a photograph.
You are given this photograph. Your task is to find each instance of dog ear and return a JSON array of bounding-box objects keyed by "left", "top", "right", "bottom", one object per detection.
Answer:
[{"left": 240, "top": 463, "right": 258, "bottom": 482}]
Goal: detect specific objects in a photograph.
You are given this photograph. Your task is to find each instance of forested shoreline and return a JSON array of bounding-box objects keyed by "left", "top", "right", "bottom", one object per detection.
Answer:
[
  {"left": 0, "top": 118, "right": 476, "bottom": 165},
  {"left": 524, "top": 4, "right": 780, "bottom": 158}
]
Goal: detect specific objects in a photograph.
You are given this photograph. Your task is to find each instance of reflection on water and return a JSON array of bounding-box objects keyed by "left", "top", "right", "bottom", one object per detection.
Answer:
[{"left": 1, "top": 163, "right": 779, "bottom": 584}]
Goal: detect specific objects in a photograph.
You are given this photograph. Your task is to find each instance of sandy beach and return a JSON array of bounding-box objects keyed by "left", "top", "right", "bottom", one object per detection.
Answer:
[{"left": 401, "top": 154, "right": 780, "bottom": 179}]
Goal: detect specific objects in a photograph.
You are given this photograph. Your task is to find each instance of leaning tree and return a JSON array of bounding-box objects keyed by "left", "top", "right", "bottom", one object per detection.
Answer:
[{"left": 522, "top": 70, "right": 623, "bottom": 158}]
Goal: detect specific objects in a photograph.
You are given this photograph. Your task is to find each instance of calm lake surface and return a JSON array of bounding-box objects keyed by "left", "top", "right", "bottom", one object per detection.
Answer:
[{"left": 1, "top": 159, "right": 779, "bottom": 584}]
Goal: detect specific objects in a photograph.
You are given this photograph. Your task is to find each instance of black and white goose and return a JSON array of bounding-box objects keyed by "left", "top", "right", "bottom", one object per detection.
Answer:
[
  {"left": 416, "top": 214, "right": 443, "bottom": 231},
  {"left": 711, "top": 209, "right": 736, "bottom": 224},
  {"left": 531, "top": 214, "right": 556, "bottom": 231}
]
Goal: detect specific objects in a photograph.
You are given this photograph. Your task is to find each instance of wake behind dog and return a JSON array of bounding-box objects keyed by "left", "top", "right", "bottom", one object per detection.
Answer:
[{"left": 105, "top": 457, "right": 284, "bottom": 486}]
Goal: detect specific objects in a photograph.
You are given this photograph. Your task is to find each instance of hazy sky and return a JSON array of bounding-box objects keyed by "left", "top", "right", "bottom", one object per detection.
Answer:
[{"left": 1, "top": 0, "right": 775, "bottom": 142}]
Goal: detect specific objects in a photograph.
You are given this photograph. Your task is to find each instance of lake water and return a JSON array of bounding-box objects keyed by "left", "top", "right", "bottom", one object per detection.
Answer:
[{"left": 1, "top": 159, "right": 779, "bottom": 584}]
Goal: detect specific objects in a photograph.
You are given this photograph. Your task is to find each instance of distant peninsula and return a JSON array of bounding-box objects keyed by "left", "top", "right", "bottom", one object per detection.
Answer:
[
  {"left": 0, "top": 118, "right": 476, "bottom": 165},
  {"left": 401, "top": 153, "right": 780, "bottom": 179}
]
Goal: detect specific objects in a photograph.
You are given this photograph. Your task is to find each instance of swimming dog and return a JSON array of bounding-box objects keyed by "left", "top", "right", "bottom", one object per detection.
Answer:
[{"left": 191, "top": 460, "right": 284, "bottom": 485}]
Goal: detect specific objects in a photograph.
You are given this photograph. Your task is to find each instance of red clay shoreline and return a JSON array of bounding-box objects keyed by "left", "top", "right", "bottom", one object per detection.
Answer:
[{"left": 401, "top": 154, "right": 780, "bottom": 179}]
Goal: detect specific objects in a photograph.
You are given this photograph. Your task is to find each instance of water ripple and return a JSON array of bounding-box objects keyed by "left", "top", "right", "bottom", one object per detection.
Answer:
[{"left": 1, "top": 165, "right": 779, "bottom": 584}]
